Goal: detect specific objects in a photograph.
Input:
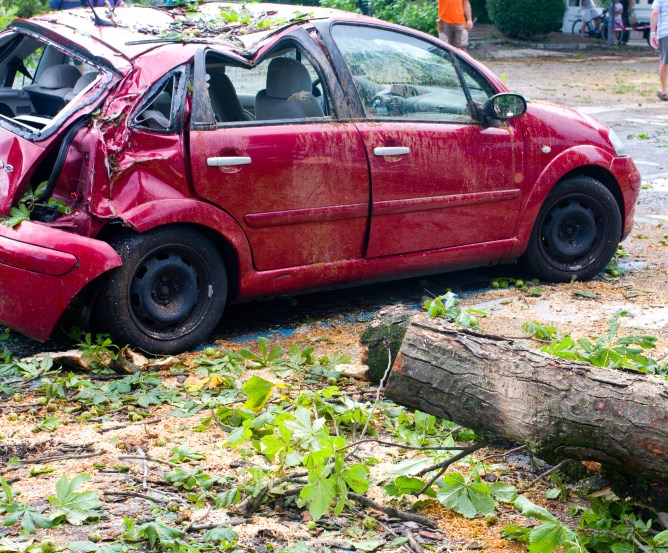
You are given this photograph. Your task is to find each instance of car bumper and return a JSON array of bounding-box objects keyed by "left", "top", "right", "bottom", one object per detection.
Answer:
[{"left": 0, "top": 222, "right": 122, "bottom": 342}]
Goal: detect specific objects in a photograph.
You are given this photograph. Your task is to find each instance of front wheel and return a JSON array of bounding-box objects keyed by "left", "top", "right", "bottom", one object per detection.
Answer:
[
  {"left": 96, "top": 226, "right": 227, "bottom": 354},
  {"left": 522, "top": 177, "right": 622, "bottom": 283},
  {"left": 571, "top": 19, "right": 583, "bottom": 36}
]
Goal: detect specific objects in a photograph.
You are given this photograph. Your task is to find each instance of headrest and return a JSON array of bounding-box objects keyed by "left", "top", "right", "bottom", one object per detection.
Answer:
[
  {"left": 38, "top": 64, "right": 81, "bottom": 89},
  {"left": 72, "top": 71, "right": 99, "bottom": 94},
  {"left": 265, "top": 57, "right": 312, "bottom": 100}
]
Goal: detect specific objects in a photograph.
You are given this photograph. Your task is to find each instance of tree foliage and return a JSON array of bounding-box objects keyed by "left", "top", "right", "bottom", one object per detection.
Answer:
[
  {"left": 319, "top": 0, "right": 439, "bottom": 36},
  {"left": 487, "top": 0, "right": 565, "bottom": 39}
]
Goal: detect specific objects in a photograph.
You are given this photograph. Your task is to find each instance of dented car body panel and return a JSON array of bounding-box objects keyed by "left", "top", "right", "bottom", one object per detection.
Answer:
[{"left": 0, "top": 3, "right": 640, "bottom": 352}]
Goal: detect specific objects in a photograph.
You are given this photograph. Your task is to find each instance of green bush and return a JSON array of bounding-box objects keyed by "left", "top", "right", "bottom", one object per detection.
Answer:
[
  {"left": 320, "top": 0, "right": 438, "bottom": 36},
  {"left": 470, "top": 0, "right": 490, "bottom": 24},
  {"left": 12, "top": 0, "right": 48, "bottom": 19},
  {"left": 487, "top": 0, "right": 565, "bottom": 39},
  {"left": 370, "top": 0, "right": 438, "bottom": 36}
]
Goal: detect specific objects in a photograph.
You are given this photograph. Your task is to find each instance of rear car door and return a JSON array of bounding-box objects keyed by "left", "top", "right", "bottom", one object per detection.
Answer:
[
  {"left": 328, "top": 24, "right": 525, "bottom": 258},
  {"left": 188, "top": 37, "right": 370, "bottom": 272}
]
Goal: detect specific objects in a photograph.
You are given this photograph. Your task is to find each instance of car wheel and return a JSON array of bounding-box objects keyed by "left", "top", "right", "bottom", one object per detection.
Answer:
[
  {"left": 96, "top": 226, "right": 227, "bottom": 354},
  {"left": 523, "top": 177, "right": 621, "bottom": 283}
]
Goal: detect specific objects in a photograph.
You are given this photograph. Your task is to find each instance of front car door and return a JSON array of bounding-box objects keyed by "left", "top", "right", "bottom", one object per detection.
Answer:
[
  {"left": 327, "top": 24, "right": 525, "bottom": 259},
  {"left": 188, "top": 33, "right": 370, "bottom": 272}
]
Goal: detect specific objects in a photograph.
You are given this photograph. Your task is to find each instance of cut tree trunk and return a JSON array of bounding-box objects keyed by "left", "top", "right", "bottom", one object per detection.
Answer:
[{"left": 384, "top": 314, "right": 668, "bottom": 485}]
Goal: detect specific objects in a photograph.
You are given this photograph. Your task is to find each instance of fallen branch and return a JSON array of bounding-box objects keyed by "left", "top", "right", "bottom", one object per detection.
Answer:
[
  {"left": 21, "top": 450, "right": 107, "bottom": 464},
  {"left": 98, "top": 418, "right": 161, "bottom": 434},
  {"left": 104, "top": 490, "right": 170, "bottom": 504},
  {"left": 118, "top": 454, "right": 180, "bottom": 469},
  {"left": 348, "top": 493, "right": 437, "bottom": 528},
  {"left": 416, "top": 441, "right": 488, "bottom": 495}
]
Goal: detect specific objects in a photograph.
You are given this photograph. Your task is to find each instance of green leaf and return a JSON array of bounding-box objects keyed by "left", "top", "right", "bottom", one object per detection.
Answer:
[
  {"left": 384, "top": 476, "right": 428, "bottom": 498},
  {"left": 299, "top": 468, "right": 337, "bottom": 521},
  {"left": 351, "top": 538, "right": 383, "bottom": 551},
  {"left": 528, "top": 520, "right": 575, "bottom": 553},
  {"left": 242, "top": 376, "right": 275, "bottom": 411},
  {"left": 3, "top": 503, "right": 54, "bottom": 534},
  {"left": 47, "top": 474, "right": 103, "bottom": 525},
  {"left": 610, "top": 543, "right": 634, "bottom": 553},
  {"left": 284, "top": 407, "right": 327, "bottom": 450},
  {"left": 203, "top": 526, "right": 237, "bottom": 543},
  {"left": 137, "top": 520, "right": 184, "bottom": 548},
  {"left": 513, "top": 495, "right": 557, "bottom": 521},
  {"left": 340, "top": 463, "right": 370, "bottom": 494},
  {"left": 490, "top": 482, "right": 518, "bottom": 503},
  {"left": 655, "top": 529, "right": 668, "bottom": 546},
  {"left": 436, "top": 472, "right": 496, "bottom": 518},
  {"left": 391, "top": 457, "right": 433, "bottom": 476}
]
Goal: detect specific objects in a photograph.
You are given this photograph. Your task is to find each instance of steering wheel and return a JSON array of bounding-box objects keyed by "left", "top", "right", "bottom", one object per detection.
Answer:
[{"left": 372, "top": 93, "right": 411, "bottom": 116}]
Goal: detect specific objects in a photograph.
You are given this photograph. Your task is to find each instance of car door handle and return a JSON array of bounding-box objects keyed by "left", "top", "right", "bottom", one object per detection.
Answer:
[
  {"left": 373, "top": 147, "right": 410, "bottom": 156},
  {"left": 207, "top": 156, "right": 252, "bottom": 167}
]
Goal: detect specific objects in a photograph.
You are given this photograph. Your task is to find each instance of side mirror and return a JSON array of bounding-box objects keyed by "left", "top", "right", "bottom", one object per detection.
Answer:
[{"left": 481, "top": 93, "right": 527, "bottom": 120}]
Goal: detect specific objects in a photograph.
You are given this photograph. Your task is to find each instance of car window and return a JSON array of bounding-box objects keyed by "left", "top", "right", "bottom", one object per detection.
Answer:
[
  {"left": 0, "top": 34, "right": 104, "bottom": 131},
  {"left": 205, "top": 47, "right": 330, "bottom": 124},
  {"left": 331, "top": 24, "right": 494, "bottom": 122},
  {"left": 132, "top": 71, "right": 183, "bottom": 132}
]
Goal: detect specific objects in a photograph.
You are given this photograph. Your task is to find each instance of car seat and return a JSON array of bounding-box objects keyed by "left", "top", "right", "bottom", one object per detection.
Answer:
[
  {"left": 63, "top": 71, "right": 99, "bottom": 102},
  {"left": 24, "top": 64, "right": 81, "bottom": 116},
  {"left": 207, "top": 69, "right": 254, "bottom": 123},
  {"left": 254, "top": 57, "right": 324, "bottom": 121}
]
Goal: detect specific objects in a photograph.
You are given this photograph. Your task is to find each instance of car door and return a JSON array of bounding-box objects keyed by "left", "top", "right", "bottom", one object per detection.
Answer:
[
  {"left": 328, "top": 24, "right": 525, "bottom": 259},
  {"left": 188, "top": 42, "right": 370, "bottom": 272}
]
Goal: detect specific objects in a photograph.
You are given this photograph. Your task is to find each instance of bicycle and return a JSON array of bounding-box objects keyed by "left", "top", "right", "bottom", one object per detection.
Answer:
[{"left": 571, "top": 9, "right": 610, "bottom": 40}]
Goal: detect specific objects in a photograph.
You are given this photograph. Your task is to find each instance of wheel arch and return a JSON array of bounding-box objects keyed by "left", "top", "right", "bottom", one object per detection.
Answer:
[
  {"left": 512, "top": 153, "right": 624, "bottom": 258},
  {"left": 111, "top": 198, "right": 252, "bottom": 298}
]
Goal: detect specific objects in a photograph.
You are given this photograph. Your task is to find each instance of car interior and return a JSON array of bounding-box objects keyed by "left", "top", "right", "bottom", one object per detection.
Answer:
[
  {"left": 204, "top": 48, "right": 328, "bottom": 125},
  {"left": 0, "top": 34, "right": 100, "bottom": 131}
]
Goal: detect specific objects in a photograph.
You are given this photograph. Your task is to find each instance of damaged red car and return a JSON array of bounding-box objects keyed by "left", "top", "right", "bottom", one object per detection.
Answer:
[{"left": 0, "top": 2, "right": 640, "bottom": 353}]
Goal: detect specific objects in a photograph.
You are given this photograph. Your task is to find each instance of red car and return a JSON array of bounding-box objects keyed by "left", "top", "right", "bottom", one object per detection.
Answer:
[{"left": 0, "top": 3, "right": 640, "bottom": 353}]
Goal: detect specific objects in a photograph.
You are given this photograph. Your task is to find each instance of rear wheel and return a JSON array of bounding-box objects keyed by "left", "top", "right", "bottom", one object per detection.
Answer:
[
  {"left": 523, "top": 177, "right": 621, "bottom": 283},
  {"left": 571, "top": 19, "right": 583, "bottom": 36},
  {"left": 96, "top": 226, "right": 227, "bottom": 354}
]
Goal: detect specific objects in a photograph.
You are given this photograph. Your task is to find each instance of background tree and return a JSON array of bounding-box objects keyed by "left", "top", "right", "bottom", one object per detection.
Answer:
[{"left": 487, "top": 0, "right": 565, "bottom": 38}]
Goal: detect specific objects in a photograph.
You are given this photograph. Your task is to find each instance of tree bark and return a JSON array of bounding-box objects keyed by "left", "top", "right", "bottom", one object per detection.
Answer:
[{"left": 384, "top": 314, "right": 668, "bottom": 484}]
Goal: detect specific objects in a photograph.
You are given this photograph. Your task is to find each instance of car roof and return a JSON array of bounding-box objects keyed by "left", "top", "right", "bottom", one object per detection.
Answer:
[{"left": 19, "top": 2, "right": 363, "bottom": 63}]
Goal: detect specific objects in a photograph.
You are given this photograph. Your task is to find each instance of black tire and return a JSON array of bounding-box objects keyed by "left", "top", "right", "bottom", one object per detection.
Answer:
[
  {"left": 571, "top": 19, "right": 583, "bottom": 36},
  {"left": 523, "top": 177, "right": 622, "bottom": 283},
  {"left": 96, "top": 226, "right": 227, "bottom": 354}
]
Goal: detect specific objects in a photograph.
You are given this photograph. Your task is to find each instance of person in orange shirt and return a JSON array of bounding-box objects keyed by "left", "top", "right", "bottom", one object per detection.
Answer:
[{"left": 438, "top": 0, "right": 474, "bottom": 51}]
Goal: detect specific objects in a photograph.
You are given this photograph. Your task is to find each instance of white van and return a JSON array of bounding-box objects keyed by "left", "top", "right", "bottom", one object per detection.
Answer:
[{"left": 562, "top": 0, "right": 653, "bottom": 36}]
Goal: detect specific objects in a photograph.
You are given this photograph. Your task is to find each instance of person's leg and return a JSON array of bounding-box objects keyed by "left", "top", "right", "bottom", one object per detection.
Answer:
[
  {"left": 450, "top": 25, "right": 464, "bottom": 49},
  {"left": 660, "top": 38, "right": 668, "bottom": 97}
]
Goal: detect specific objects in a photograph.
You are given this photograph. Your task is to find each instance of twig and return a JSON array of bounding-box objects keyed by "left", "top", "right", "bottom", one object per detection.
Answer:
[
  {"left": 339, "top": 438, "right": 468, "bottom": 453},
  {"left": 481, "top": 444, "right": 527, "bottom": 462},
  {"left": 104, "top": 490, "right": 170, "bottom": 504},
  {"left": 345, "top": 346, "right": 393, "bottom": 461},
  {"left": 98, "top": 418, "right": 161, "bottom": 433},
  {"left": 404, "top": 528, "right": 425, "bottom": 553},
  {"left": 521, "top": 459, "right": 573, "bottom": 491},
  {"left": 118, "top": 454, "right": 180, "bottom": 468},
  {"left": 184, "top": 506, "right": 213, "bottom": 532},
  {"left": 416, "top": 440, "right": 488, "bottom": 495},
  {"left": 348, "top": 492, "right": 437, "bottom": 528},
  {"left": 236, "top": 471, "right": 308, "bottom": 516},
  {"left": 187, "top": 519, "right": 252, "bottom": 531},
  {"left": 21, "top": 450, "right": 107, "bottom": 464},
  {"left": 373, "top": 519, "right": 412, "bottom": 553},
  {"left": 135, "top": 446, "right": 148, "bottom": 490}
]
